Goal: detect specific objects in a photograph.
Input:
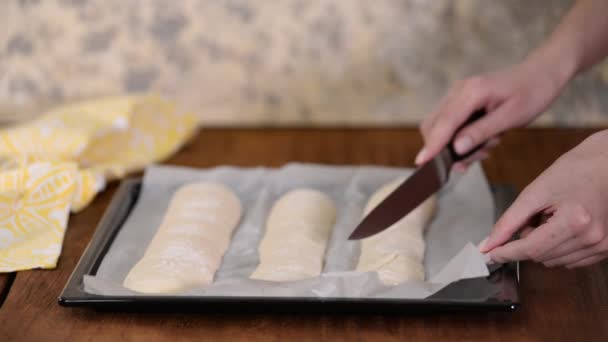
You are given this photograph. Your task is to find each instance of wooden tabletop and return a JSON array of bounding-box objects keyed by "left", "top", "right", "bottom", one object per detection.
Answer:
[{"left": 1, "top": 128, "right": 607, "bottom": 341}]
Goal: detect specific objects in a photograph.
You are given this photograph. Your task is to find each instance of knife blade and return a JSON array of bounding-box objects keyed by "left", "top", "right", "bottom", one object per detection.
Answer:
[{"left": 348, "top": 109, "right": 487, "bottom": 240}]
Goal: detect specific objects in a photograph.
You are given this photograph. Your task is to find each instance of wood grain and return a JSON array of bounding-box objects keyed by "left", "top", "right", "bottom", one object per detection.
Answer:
[{"left": 1, "top": 128, "right": 607, "bottom": 341}]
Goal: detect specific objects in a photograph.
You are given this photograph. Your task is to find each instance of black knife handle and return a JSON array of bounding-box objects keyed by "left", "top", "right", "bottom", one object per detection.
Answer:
[{"left": 448, "top": 108, "right": 487, "bottom": 162}]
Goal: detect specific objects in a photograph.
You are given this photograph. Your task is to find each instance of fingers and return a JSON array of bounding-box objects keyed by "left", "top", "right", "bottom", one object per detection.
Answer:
[
  {"left": 451, "top": 99, "right": 518, "bottom": 156},
  {"left": 481, "top": 183, "right": 548, "bottom": 253},
  {"left": 519, "top": 226, "right": 535, "bottom": 239},
  {"left": 440, "top": 137, "right": 501, "bottom": 171},
  {"left": 488, "top": 217, "right": 571, "bottom": 264},
  {"left": 544, "top": 249, "right": 596, "bottom": 267},
  {"left": 566, "top": 254, "right": 607, "bottom": 269},
  {"left": 537, "top": 237, "right": 580, "bottom": 261},
  {"left": 543, "top": 236, "right": 608, "bottom": 267},
  {"left": 491, "top": 202, "right": 607, "bottom": 268},
  {"left": 416, "top": 78, "right": 491, "bottom": 165},
  {"left": 536, "top": 206, "right": 599, "bottom": 263}
]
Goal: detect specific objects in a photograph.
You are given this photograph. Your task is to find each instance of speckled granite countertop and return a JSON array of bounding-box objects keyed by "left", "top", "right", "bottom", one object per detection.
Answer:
[{"left": 1, "top": 0, "right": 607, "bottom": 126}]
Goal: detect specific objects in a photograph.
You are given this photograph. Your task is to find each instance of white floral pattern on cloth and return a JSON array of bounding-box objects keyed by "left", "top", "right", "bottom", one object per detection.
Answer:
[
  {"left": 0, "top": 95, "right": 198, "bottom": 272},
  {"left": 4, "top": 0, "right": 608, "bottom": 126}
]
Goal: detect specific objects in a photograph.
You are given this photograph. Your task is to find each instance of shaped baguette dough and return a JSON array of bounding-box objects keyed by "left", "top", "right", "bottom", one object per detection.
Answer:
[
  {"left": 356, "top": 179, "right": 437, "bottom": 285},
  {"left": 250, "top": 189, "right": 337, "bottom": 281},
  {"left": 123, "top": 182, "right": 242, "bottom": 293}
]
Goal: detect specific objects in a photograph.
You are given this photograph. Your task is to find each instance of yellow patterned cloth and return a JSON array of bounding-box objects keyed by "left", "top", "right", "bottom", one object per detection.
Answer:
[{"left": 0, "top": 95, "right": 198, "bottom": 271}]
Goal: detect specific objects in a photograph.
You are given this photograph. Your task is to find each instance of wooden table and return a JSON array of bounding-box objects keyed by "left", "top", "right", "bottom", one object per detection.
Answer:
[{"left": 1, "top": 128, "right": 607, "bottom": 341}]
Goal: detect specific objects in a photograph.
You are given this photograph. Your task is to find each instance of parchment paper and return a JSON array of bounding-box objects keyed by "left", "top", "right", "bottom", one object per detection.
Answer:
[{"left": 84, "top": 163, "right": 494, "bottom": 299}]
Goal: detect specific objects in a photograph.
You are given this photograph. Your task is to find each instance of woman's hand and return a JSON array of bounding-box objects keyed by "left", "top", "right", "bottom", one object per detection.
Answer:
[
  {"left": 416, "top": 58, "right": 572, "bottom": 170},
  {"left": 481, "top": 130, "right": 608, "bottom": 268}
]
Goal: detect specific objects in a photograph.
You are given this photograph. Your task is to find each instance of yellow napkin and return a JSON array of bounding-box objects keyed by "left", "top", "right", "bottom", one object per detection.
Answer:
[{"left": 0, "top": 95, "right": 198, "bottom": 271}]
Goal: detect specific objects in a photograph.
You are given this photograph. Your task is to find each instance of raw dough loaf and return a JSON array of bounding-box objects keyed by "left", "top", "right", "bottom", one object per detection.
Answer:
[
  {"left": 123, "top": 182, "right": 242, "bottom": 293},
  {"left": 250, "top": 189, "right": 336, "bottom": 281},
  {"left": 356, "top": 179, "right": 437, "bottom": 285}
]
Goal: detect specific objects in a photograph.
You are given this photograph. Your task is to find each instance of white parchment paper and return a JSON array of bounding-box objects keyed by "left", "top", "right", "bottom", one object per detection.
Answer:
[{"left": 84, "top": 163, "right": 494, "bottom": 299}]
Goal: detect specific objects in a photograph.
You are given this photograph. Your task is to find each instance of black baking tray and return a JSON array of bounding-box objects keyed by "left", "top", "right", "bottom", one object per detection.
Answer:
[{"left": 59, "top": 178, "right": 520, "bottom": 313}]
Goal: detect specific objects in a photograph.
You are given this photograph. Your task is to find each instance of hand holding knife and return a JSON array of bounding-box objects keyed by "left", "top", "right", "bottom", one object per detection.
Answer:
[{"left": 348, "top": 109, "right": 487, "bottom": 240}]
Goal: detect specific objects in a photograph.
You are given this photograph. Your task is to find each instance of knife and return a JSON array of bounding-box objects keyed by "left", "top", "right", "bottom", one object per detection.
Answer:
[{"left": 348, "top": 109, "right": 487, "bottom": 240}]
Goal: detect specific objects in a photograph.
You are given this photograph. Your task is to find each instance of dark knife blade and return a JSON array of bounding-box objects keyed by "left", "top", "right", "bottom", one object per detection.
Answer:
[
  {"left": 348, "top": 148, "right": 453, "bottom": 240},
  {"left": 348, "top": 109, "right": 487, "bottom": 240}
]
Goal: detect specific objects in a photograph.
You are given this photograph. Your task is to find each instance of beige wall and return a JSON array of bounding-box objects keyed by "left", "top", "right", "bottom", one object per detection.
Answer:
[{"left": 1, "top": 0, "right": 607, "bottom": 126}]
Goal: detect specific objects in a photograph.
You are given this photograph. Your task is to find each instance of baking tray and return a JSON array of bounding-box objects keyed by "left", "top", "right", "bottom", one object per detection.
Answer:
[{"left": 59, "top": 178, "right": 520, "bottom": 313}]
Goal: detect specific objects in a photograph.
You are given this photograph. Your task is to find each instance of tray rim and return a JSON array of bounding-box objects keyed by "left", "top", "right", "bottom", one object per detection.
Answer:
[{"left": 58, "top": 177, "right": 520, "bottom": 313}]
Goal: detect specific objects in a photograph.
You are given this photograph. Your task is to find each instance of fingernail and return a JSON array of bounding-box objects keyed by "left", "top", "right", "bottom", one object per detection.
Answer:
[
  {"left": 454, "top": 136, "right": 473, "bottom": 154},
  {"left": 415, "top": 148, "right": 427, "bottom": 165},
  {"left": 478, "top": 237, "right": 489, "bottom": 251}
]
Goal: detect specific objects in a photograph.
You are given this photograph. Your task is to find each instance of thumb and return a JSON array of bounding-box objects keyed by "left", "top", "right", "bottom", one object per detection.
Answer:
[
  {"left": 481, "top": 182, "right": 548, "bottom": 253},
  {"left": 452, "top": 99, "right": 520, "bottom": 155}
]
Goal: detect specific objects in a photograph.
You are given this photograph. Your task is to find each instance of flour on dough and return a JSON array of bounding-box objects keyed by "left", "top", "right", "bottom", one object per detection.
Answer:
[
  {"left": 123, "top": 182, "right": 242, "bottom": 293},
  {"left": 251, "top": 189, "right": 336, "bottom": 282},
  {"left": 356, "top": 179, "right": 437, "bottom": 285}
]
